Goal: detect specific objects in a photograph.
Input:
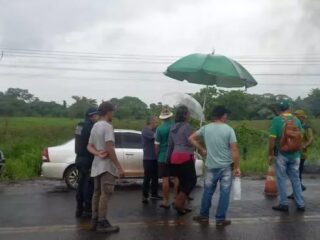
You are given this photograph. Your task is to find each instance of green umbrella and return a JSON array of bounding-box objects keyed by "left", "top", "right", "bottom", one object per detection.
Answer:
[
  {"left": 164, "top": 53, "right": 257, "bottom": 88},
  {"left": 164, "top": 52, "right": 257, "bottom": 125}
]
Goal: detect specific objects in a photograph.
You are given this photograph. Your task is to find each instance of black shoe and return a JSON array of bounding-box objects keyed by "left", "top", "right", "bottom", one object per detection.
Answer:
[
  {"left": 90, "top": 218, "right": 98, "bottom": 231},
  {"left": 216, "top": 219, "right": 232, "bottom": 227},
  {"left": 75, "top": 209, "right": 83, "bottom": 218},
  {"left": 142, "top": 197, "right": 149, "bottom": 204},
  {"left": 272, "top": 204, "right": 289, "bottom": 212},
  {"left": 150, "top": 195, "right": 163, "bottom": 201},
  {"left": 301, "top": 184, "right": 306, "bottom": 191},
  {"left": 297, "top": 207, "right": 305, "bottom": 212},
  {"left": 287, "top": 193, "right": 294, "bottom": 200},
  {"left": 96, "top": 220, "right": 120, "bottom": 233}
]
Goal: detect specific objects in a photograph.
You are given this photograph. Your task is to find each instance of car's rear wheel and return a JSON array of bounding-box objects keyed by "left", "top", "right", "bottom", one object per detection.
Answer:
[{"left": 64, "top": 165, "right": 79, "bottom": 190}]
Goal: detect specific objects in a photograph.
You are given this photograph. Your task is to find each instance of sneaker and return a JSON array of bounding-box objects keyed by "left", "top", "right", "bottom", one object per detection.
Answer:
[
  {"left": 272, "top": 204, "right": 289, "bottom": 212},
  {"left": 216, "top": 219, "right": 232, "bottom": 227},
  {"left": 297, "top": 206, "right": 305, "bottom": 212},
  {"left": 193, "top": 215, "right": 209, "bottom": 223},
  {"left": 142, "top": 197, "right": 149, "bottom": 204},
  {"left": 150, "top": 195, "right": 163, "bottom": 201},
  {"left": 90, "top": 218, "right": 98, "bottom": 231},
  {"left": 96, "top": 220, "right": 120, "bottom": 233}
]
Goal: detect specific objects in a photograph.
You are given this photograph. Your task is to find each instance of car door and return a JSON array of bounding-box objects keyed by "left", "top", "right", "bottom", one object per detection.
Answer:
[
  {"left": 114, "top": 132, "right": 125, "bottom": 168},
  {"left": 121, "top": 132, "right": 144, "bottom": 177}
]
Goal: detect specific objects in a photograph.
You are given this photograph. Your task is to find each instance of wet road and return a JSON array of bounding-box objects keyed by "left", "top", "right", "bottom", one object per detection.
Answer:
[{"left": 1, "top": 177, "right": 320, "bottom": 240}]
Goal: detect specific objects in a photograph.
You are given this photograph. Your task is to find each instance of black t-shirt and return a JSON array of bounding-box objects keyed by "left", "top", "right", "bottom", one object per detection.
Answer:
[{"left": 75, "top": 119, "right": 94, "bottom": 160}]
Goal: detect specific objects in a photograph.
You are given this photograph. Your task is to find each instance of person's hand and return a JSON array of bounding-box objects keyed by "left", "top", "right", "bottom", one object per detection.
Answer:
[
  {"left": 97, "top": 151, "right": 109, "bottom": 159},
  {"left": 233, "top": 168, "right": 241, "bottom": 177},
  {"left": 200, "top": 148, "right": 207, "bottom": 157},
  {"left": 118, "top": 168, "right": 125, "bottom": 178},
  {"left": 268, "top": 155, "right": 274, "bottom": 166}
]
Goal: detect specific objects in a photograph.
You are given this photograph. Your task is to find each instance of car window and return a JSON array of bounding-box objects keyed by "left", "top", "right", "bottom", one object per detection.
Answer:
[
  {"left": 114, "top": 132, "right": 121, "bottom": 148},
  {"left": 121, "top": 132, "right": 142, "bottom": 149}
]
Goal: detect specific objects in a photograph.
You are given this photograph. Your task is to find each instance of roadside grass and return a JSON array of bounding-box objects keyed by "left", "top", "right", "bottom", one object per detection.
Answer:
[
  {"left": 0, "top": 117, "right": 319, "bottom": 180},
  {"left": 0, "top": 117, "right": 78, "bottom": 180}
]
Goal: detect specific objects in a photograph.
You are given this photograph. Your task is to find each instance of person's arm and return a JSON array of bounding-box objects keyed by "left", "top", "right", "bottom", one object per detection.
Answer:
[
  {"left": 230, "top": 143, "right": 241, "bottom": 177},
  {"left": 87, "top": 143, "right": 108, "bottom": 159},
  {"left": 303, "top": 128, "right": 314, "bottom": 149},
  {"left": 142, "top": 128, "right": 155, "bottom": 140},
  {"left": 229, "top": 129, "right": 241, "bottom": 176},
  {"left": 166, "top": 132, "right": 174, "bottom": 163},
  {"left": 106, "top": 141, "right": 125, "bottom": 177},
  {"left": 268, "top": 137, "right": 276, "bottom": 165},
  {"left": 154, "top": 129, "right": 160, "bottom": 157},
  {"left": 189, "top": 132, "right": 207, "bottom": 157},
  {"left": 268, "top": 118, "right": 278, "bottom": 165}
]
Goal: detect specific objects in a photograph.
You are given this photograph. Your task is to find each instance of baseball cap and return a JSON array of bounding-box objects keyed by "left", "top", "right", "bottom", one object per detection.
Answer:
[
  {"left": 86, "top": 107, "right": 99, "bottom": 117},
  {"left": 277, "top": 99, "right": 290, "bottom": 111}
]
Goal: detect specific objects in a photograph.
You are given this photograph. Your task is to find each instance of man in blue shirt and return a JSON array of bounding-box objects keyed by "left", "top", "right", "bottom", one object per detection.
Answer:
[
  {"left": 141, "top": 116, "right": 162, "bottom": 203},
  {"left": 190, "top": 106, "right": 240, "bottom": 227}
]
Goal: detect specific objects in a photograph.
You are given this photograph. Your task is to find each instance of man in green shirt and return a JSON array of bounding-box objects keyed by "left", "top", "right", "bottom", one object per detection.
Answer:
[
  {"left": 288, "top": 110, "right": 314, "bottom": 198},
  {"left": 155, "top": 106, "right": 177, "bottom": 208},
  {"left": 268, "top": 100, "right": 305, "bottom": 212}
]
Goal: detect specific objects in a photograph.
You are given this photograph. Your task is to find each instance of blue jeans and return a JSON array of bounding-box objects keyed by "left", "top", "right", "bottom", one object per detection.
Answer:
[
  {"left": 276, "top": 154, "right": 305, "bottom": 208},
  {"left": 200, "top": 166, "right": 232, "bottom": 220}
]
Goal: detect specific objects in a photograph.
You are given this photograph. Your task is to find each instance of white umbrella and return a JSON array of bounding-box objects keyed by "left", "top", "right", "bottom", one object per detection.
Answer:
[{"left": 163, "top": 92, "right": 204, "bottom": 122}]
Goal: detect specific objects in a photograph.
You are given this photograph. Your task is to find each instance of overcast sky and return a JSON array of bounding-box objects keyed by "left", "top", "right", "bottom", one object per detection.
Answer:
[{"left": 0, "top": 0, "right": 319, "bottom": 105}]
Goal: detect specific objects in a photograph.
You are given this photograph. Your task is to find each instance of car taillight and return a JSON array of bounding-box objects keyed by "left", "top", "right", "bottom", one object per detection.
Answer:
[{"left": 42, "top": 148, "right": 50, "bottom": 162}]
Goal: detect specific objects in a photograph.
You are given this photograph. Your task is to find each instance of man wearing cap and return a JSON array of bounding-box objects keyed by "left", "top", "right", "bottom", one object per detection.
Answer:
[
  {"left": 74, "top": 107, "right": 99, "bottom": 218},
  {"left": 190, "top": 105, "right": 241, "bottom": 227},
  {"left": 288, "top": 110, "right": 314, "bottom": 199},
  {"left": 155, "top": 106, "right": 177, "bottom": 209},
  {"left": 268, "top": 100, "right": 305, "bottom": 212}
]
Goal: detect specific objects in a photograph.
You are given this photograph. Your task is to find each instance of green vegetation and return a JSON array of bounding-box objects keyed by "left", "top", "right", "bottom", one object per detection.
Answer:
[
  {"left": 0, "top": 117, "right": 78, "bottom": 180},
  {"left": 0, "top": 117, "right": 319, "bottom": 180},
  {"left": 1, "top": 84, "right": 319, "bottom": 180},
  {"left": 1, "top": 87, "right": 320, "bottom": 120}
]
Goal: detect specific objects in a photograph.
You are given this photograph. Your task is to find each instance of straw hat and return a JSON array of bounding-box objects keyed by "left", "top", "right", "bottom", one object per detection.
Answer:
[{"left": 159, "top": 105, "right": 173, "bottom": 120}]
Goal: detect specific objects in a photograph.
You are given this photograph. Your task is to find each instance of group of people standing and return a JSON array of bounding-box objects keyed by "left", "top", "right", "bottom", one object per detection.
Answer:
[
  {"left": 73, "top": 98, "right": 313, "bottom": 234},
  {"left": 142, "top": 104, "right": 241, "bottom": 226}
]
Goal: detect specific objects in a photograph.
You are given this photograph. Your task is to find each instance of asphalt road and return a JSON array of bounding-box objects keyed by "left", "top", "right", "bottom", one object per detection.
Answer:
[{"left": 1, "top": 177, "right": 320, "bottom": 240}]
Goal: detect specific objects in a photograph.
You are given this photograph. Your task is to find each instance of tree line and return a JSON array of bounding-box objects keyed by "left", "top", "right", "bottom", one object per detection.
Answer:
[{"left": 0, "top": 87, "right": 319, "bottom": 120}]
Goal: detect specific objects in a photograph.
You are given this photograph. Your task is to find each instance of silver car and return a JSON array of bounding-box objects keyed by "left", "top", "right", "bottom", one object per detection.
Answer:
[{"left": 41, "top": 129, "right": 204, "bottom": 189}]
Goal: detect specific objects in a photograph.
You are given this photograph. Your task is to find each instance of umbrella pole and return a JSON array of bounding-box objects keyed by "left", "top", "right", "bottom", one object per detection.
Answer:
[{"left": 200, "top": 85, "right": 209, "bottom": 127}]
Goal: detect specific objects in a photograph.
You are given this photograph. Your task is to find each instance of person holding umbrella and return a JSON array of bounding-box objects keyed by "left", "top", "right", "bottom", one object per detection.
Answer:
[{"left": 167, "top": 105, "right": 197, "bottom": 215}]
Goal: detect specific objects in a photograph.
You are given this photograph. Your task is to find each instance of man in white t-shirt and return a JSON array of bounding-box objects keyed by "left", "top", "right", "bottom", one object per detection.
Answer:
[{"left": 87, "top": 101, "right": 124, "bottom": 233}]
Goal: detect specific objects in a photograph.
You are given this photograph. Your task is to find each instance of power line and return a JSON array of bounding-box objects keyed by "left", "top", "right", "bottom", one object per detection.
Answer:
[
  {"left": 3, "top": 53, "right": 320, "bottom": 66},
  {"left": 2, "top": 47, "right": 320, "bottom": 61},
  {"left": 1, "top": 64, "right": 320, "bottom": 77}
]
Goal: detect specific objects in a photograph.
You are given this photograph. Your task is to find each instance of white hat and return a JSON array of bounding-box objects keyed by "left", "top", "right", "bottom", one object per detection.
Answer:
[{"left": 159, "top": 106, "right": 173, "bottom": 120}]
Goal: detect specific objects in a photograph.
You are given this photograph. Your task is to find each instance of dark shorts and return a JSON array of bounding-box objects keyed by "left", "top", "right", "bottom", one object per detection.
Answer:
[
  {"left": 172, "top": 160, "right": 197, "bottom": 195},
  {"left": 158, "top": 163, "right": 173, "bottom": 178}
]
